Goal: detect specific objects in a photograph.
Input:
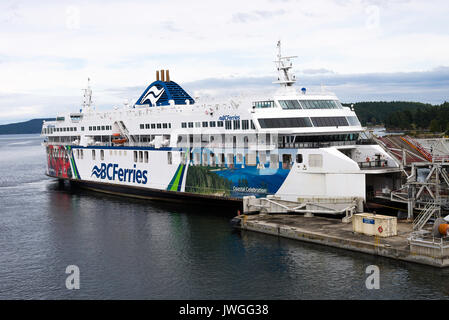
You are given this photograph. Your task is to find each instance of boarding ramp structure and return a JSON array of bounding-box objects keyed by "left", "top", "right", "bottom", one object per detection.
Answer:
[{"left": 243, "top": 195, "right": 364, "bottom": 223}]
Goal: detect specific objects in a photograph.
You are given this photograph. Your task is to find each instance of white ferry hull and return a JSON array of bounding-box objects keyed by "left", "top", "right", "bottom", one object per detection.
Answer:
[{"left": 45, "top": 143, "right": 374, "bottom": 205}]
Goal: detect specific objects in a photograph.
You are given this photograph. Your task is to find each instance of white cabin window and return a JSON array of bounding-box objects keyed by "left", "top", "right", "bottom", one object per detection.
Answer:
[
  {"left": 259, "top": 152, "right": 267, "bottom": 164},
  {"left": 194, "top": 153, "right": 200, "bottom": 166},
  {"left": 139, "top": 151, "right": 143, "bottom": 162},
  {"left": 92, "top": 150, "right": 96, "bottom": 160},
  {"left": 181, "top": 152, "right": 186, "bottom": 165},
  {"left": 227, "top": 154, "right": 234, "bottom": 165},
  {"left": 100, "top": 150, "right": 104, "bottom": 161},
  {"left": 237, "top": 154, "right": 243, "bottom": 163},
  {"left": 247, "top": 154, "right": 257, "bottom": 165},
  {"left": 270, "top": 154, "right": 279, "bottom": 169},
  {"left": 167, "top": 152, "right": 172, "bottom": 165},
  {"left": 309, "top": 154, "right": 323, "bottom": 168},
  {"left": 133, "top": 151, "right": 138, "bottom": 162}
]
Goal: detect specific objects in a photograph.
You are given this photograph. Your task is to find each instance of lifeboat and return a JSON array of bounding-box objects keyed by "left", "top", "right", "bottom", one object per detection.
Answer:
[{"left": 112, "top": 133, "right": 128, "bottom": 145}]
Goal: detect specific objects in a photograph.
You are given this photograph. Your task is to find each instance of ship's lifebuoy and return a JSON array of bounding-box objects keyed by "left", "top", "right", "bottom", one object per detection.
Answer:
[{"left": 378, "top": 226, "right": 383, "bottom": 233}]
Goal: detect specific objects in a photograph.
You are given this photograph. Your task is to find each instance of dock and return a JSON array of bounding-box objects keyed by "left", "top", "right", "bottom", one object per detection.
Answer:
[{"left": 232, "top": 213, "right": 449, "bottom": 268}]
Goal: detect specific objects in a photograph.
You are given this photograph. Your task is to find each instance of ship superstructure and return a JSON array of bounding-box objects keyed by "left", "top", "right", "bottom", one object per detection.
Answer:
[{"left": 41, "top": 43, "right": 400, "bottom": 205}]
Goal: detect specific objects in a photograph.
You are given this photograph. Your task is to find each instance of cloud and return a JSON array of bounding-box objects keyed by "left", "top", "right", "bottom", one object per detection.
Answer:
[
  {"left": 0, "top": 0, "right": 448, "bottom": 123},
  {"left": 231, "top": 9, "right": 286, "bottom": 23}
]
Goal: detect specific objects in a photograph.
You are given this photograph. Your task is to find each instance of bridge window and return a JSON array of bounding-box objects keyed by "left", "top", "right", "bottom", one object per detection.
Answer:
[
  {"left": 225, "top": 120, "right": 232, "bottom": 130},
  {"left": 346, "top": 116, "right": 361, "bottom": 126},
  {"left": 182, "top": 122, "right": 187, "bottom": 128},
  {"left": 188, "top": 122, "right": 194, "bottom": 128},
  {"left": 233, "top": 120, "right": 240, "bottom": 130},
  {"left": 300, "top": 100, "right": 342, "bottom": 109},
  {"left": 209, "top": 121, "right": 216, "bottom": 127},
  {"left": 163, "top": 123, "right": 168, "bottom": 129},
  {"left": 202, "top": 121, "right": 208, "bottom": 127},
  {"left": 252, "top": 101, "right": 274, "bottom": 108},
  {"left": 242, "top": 120, "right": 249, "bottom": 130},
  {"left": 279, "top": 100, "right": 301, "bottom": 109},
  {"left": 217, "top": 121, "right": 224, "bottom": 127}
]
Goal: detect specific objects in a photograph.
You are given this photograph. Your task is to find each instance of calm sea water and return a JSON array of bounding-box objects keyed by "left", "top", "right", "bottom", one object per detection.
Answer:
[{"left": 0, "top": 134, "right": 448, "bottom": 300}]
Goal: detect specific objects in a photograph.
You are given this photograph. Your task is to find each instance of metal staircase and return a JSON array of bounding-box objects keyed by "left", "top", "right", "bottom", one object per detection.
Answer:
[
  {"left": 116, "top": 121, "right": 136, "bottom": 144},
  {"left": 413, "top": 202, "right": 440, "bottom": 231}
]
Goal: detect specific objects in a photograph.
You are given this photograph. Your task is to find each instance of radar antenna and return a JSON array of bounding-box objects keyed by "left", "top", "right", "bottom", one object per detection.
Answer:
[{"left": 273, "top": 40, "right": 297, "bottom": 87}]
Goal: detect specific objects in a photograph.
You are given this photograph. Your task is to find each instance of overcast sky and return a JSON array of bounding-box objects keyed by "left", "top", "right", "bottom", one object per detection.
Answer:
[{"left": 1, "top": 0, "right": 449, "bottom": 124}]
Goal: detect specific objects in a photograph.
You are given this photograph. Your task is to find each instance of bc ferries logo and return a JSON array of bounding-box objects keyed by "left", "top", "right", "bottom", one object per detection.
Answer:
[
  {"left": 218, "top": 115, "right": 240, "bottom": 121},
  {"left": 91, "top": 163, "right": 148, "bottom": 184},
  {"left": 140, "top": 85, "right": 165, "bottom": 105}
]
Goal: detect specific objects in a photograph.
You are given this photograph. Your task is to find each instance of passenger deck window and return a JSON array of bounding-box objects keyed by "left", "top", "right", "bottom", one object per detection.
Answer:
[
  {"left": 167, "top": 152, "right": 172, "bottom": 165},
  {"left": 144, "top": 151, "right": 149, "bottom": 163}
]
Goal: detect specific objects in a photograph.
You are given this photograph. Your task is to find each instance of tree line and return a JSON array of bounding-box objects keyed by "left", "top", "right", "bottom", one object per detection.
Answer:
[{"left": 343, "top": 101, "right": 449, "bottom": 133}]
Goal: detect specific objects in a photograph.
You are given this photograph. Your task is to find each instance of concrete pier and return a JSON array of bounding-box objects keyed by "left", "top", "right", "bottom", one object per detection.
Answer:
[{"left": 233, "top": 214, "right": 449, "bottom": 268}]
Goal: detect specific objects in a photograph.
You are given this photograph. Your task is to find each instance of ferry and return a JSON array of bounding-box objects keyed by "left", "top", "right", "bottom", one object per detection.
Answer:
[{"left": 41, "top": 42, "right": 401, "bottom": 207}]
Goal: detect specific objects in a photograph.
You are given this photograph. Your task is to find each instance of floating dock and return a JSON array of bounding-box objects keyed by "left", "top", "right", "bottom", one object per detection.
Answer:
[{"left": 232, "top": 213, "right": 449, "bottom": 268}]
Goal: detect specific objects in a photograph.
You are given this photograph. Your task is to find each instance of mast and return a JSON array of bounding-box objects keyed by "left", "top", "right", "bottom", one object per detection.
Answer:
[
  {"left": 82, "top": 78, "right": 93, "bottom": 112},
  {"left": 273, "top": 40, "right": 297, "bottom": 87}
]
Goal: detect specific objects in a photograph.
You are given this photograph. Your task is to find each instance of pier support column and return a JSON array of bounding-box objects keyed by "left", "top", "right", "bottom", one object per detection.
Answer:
[{"left": 407, "top": 185, "right": 415, "bottom": 221}]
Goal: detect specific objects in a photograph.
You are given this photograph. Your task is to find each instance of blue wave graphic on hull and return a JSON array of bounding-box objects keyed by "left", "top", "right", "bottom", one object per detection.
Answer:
[{"left": 91, "top": 165, "right": 102, "bottom": 178}]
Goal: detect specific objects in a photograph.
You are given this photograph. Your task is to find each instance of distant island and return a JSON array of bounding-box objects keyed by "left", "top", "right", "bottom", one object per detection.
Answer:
[{"left": 0, "top": 118, "right": 54, "bottom": 135}]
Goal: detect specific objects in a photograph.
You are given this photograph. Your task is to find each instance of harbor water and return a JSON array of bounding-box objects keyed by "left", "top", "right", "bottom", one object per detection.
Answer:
[{"left": 0, "top": 134, "right": 448, "bottom": 299}]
